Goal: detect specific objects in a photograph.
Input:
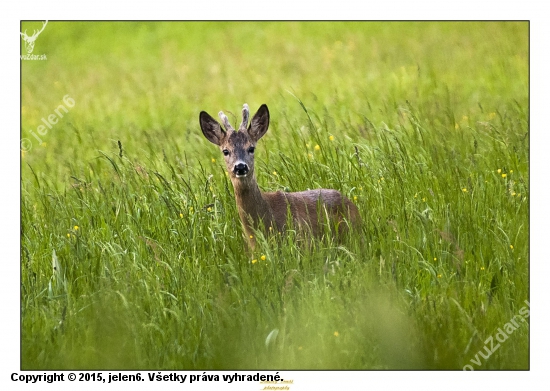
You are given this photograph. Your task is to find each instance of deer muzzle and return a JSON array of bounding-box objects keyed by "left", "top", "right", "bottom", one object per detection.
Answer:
[{"left": 233, "top": 162, "right": 249, "bottom": 177}]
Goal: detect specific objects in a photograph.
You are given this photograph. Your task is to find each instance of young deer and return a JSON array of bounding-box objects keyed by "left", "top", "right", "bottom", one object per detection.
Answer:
[{"left": 199, "top": 103, "right": 360, "bottom": 247}]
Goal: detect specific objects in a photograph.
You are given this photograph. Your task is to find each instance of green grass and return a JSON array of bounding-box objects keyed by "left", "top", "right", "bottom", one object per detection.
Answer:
[{"left": 20, "top": 21, "right": 528, "bottom": 369}]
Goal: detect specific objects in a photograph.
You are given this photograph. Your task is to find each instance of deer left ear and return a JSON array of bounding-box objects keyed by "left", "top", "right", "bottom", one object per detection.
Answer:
[
  {"left": 200, "top": 111, "right": 226, "bottom": 146},
  {"left": 248, "top": 104, "right": 269, "bottom": 142}
]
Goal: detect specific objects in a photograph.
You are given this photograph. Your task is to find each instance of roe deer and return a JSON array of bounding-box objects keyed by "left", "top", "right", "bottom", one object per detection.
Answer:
[{"left": 199, "top": 103, "right": 360, "bottom": 248}]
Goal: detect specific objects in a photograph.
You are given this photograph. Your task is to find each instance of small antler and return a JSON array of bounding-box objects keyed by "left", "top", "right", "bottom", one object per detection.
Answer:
[
  {"left": 239, "top": 103, "right": 249, "bottom": 130},
  {"left": 218, "top": 111, "right": 234, "bottom": 132}
]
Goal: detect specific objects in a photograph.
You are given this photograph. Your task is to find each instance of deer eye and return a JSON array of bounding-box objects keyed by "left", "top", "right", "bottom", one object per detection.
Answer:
[
  {"left": 222, "top": 149, "right": 230, "bottom": 156},
  {"left": 248, "top": 147, "right": 255, "bottom": 154}
]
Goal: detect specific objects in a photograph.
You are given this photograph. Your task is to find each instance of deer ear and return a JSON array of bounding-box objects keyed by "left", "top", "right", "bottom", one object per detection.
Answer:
[
  {"left": 200, "top": 111, "right": 226, "bottom": 146},
  {"left": 248, "top": 104, "right": 269, "bottom": 142}
]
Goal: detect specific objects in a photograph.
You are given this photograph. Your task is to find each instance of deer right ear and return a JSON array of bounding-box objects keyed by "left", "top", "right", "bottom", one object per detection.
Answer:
[
  {"left": 200, "top": 111, "right": 226, "bottom": 146},
  {"left": 248, "top": 104, "right": 270, "bottom": 142}
]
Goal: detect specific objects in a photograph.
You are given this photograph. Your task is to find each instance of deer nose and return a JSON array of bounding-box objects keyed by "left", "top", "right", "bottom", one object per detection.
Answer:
[{"left": 233, "top": 162, "right": 249, "bottom": 177}]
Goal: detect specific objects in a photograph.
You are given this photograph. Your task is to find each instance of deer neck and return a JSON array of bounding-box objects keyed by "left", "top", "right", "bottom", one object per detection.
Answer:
[{"left": 231, "top": 174, "right": 273, "bottom": 230}]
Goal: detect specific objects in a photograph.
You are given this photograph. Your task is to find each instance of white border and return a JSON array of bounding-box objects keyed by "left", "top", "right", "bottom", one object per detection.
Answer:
[{"left": 2, "top": 1, "right": 549, "bottom": 390}]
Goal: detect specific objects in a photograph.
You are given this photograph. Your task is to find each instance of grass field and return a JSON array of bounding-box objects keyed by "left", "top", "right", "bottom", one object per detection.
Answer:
[{"left": 20, "top": 21, "right": 528, "bottom": 370}]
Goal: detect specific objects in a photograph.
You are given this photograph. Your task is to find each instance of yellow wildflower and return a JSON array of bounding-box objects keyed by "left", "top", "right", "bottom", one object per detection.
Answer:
[
  {"left": 502, "top": 173, "right": 507, "bottom": 178},
  {"left": 67, "top": 233, "right": 70, "bottom": 238},
  {"left": 510, "top": 245, "right": 514, "bottom": 250},
  {"left": 329, "top": 135, "right": 334, "bottom": 141},
  {"left": 333, "top": 331, "right": 339, "bottom": 337},
  {"left": 353, "top": 196, "right": 358, "bottom": 201},
  {"left": 251, "top": 259, "right": 258, "bottom": 264},
  {"left": 497, "top": 169, "right": 501, "bottom": 174},
  {"left": 207, "top": 207, "right": 212, "bottom": 212},
  {"left": 462, "top": 188, "right": 468, "bottom": 193},
  {"left": 314, "top": 145, "right": 321, "bottom": 151},
  {"left": 261, "top": 255, "right": 266, "bottom": 261},
  {"left": 249, "top": 235, "right": 254, "bottom": 239},
  {"left": 179, "top": 213, "right": 183, "bottom": 218},
  {"left": 211, "top": 158, "right": 216, "bottom": 163},
  {"left": 481, "top": 266, "right": 485, "bottom": 271},
  {"left": 74, "top": 225, "right": 79, "bottom": 231},
  {"left": 437, "top": 274, "right": 442, "bottom": 278},
  {"left": 434, "top": 257, "right": 437, "bottom": 261}
]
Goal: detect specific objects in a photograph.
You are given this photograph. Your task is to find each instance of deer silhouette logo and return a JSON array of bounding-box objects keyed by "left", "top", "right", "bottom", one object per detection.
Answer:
[{"left": 20, "top": 20, "right": 48, "bottom": 54}]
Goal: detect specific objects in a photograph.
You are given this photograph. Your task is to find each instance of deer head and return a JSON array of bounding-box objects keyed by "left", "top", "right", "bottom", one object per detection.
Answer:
[
  {"left": 20, "top": 20, "right": 48, "bottom": 54},
  {"left": 200, "top": 104, "right": 270, "bottom": 182}
]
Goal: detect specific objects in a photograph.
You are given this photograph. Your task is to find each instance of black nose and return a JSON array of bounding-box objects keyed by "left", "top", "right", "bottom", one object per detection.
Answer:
[{"left": 233, "top": 163, "right": 249, "bottom": 176}]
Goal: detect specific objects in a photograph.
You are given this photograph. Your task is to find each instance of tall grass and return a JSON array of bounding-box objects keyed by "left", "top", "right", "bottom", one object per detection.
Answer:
[{"left": 21, "top": 21, "right": 528, "bottom": 369}]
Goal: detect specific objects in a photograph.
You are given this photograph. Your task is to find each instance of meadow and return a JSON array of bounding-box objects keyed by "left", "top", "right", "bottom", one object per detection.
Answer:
[{"left": 20, "top": 21, "right": 528, "bottom": 369}]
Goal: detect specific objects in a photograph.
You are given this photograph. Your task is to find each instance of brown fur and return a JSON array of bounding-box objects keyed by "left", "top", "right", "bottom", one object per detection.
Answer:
[{"left": 200, "top": 103, "right": 361, "bottom": 247}]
